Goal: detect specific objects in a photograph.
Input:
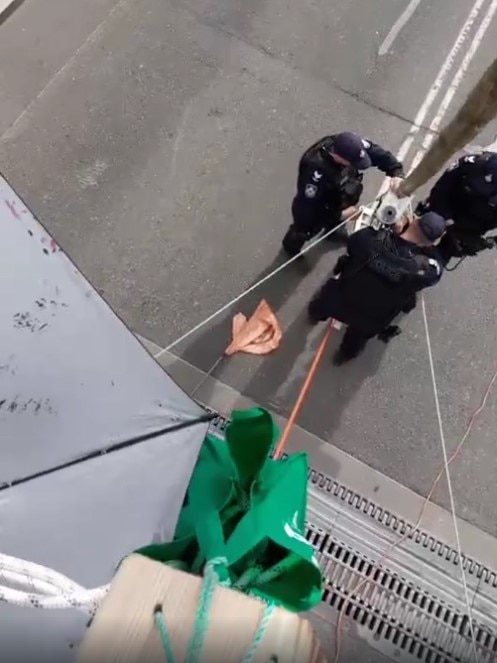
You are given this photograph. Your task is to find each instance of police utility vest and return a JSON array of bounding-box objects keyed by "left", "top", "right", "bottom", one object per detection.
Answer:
[
  {"left": 363, "top": 230, "right": 436, "bottom": 286},
  {"left": 303, "top": 137, "right": 364, "bottom": 205}
]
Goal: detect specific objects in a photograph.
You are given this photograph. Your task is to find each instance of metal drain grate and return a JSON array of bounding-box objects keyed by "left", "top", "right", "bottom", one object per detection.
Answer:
[
  {"left": 304, "top": 467, "right": 497, "bottom": 586},
  {"left": 306, "top": 523, "right": 497, "bottom": 663},
  {"left": 207, "top": 411, "right": 497, "bottom": 588}
]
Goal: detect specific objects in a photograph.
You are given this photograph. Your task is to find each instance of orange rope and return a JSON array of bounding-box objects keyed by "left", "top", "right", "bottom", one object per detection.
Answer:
[{"left": 273, "top": 320, "right": 335, "bottom": 459}]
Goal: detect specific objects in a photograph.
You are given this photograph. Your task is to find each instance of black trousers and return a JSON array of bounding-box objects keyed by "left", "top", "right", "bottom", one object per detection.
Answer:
[
  {"left": 282, "top": 199, "right": 342, "bottom": 256},
  {"left": 308, "top": 289, "right": 375, "bottom": 359},
  {"left": 338, "top": 327, "right": 376, "bottom": 359},
  {"left": 438, "top": 230, "right": 493, "bottom": 263},
  {"left": 308, "top": 287, "right": 406, "bottom": 361}
]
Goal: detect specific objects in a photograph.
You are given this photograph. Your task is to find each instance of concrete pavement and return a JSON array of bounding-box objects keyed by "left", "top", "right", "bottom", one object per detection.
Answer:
[{"left": 1, "top": 0, "right": 497, "bottom": 547}]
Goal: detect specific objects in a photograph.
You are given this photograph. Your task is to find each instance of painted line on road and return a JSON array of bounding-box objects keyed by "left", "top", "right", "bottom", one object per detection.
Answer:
[
  {"left": 395, "top": 0, "right": 488, "bottom": 167},
  {"left": 378, "top": 0, "right": 423, "bottom": 56},
  {"left": 373, "top": 0, "right": 489, "bottom": 202},
  {"left": 0, "top": 0, "right": 133, "bottom": 141},
  {"left": 0, "top": 0, "right": 25, "bottom": 25},
  {"left": 410, "top": 0, "right": 497, "bottom": 171},
  {"left": 362, "top": 0, "right": 492, "bottom": 208}
]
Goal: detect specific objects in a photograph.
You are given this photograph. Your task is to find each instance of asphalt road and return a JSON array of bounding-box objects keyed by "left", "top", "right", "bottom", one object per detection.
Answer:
[{"left": 1, "top": 0, "right": 497, "bottom": 539}]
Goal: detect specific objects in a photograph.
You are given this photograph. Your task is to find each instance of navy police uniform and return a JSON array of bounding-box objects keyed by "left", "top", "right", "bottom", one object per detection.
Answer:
[
  {"left": 282, "top": 132, "right": 404, "bottom": 256},
  {"left": 419, "top": 151, "right": 497, "bottom": 260},
  {"left": 308, "top": 213, "right": 446, "bottom": 364}
]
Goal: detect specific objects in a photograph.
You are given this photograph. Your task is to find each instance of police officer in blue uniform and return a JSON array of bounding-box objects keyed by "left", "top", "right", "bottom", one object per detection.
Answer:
[
  {"left": 282, "top": 132, "right": 405, "bottom": 257},
  {"left": 417, "top": 151, "right": 497, "bottom": 261},
  {"left": 307, "top": 212, "right": 446, "bottom": 364}
]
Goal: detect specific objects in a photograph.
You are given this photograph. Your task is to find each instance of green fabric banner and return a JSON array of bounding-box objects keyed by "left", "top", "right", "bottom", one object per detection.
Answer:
[{"left": 136, "top": 407, "right": 323, "bottom": 612}]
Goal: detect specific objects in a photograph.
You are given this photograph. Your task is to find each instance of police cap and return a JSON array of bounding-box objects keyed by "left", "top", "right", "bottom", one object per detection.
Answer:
[
  {"left": 332, "top": 132, "right": 372, "bottom": 171},
  {"left": 418, "top": 212, "right": 447, "bottom": 243}
]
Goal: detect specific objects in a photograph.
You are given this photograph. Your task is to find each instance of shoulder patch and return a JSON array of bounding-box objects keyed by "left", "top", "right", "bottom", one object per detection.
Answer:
[
  {"left": 427, "top": 258, "right": 441, "bottom": 276},
  {"left": 312, "top": 170, "right": 323, "bottom": 182},
  {"left": 304, "top": 183, "right": 318, "bottom": 199},
  {"left": 464, "top": 155, "right": 476, "bottom": 164}
]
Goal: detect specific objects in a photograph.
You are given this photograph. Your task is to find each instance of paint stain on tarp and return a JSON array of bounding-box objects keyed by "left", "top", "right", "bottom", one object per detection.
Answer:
[
  {"left": 13, "top": 312, "right": 45, "bottom": 332},
  {"left": 4, "top": 199, "right": 27, "bottom": 220},
  {"left": 0, "top": 397, "right": 54, "bottom": 415},
  {"left": 13, "top": 300, "right": 68, "bottom": 332},
  {"left": 35, "top": 298, "right": 68, "bottom": 310},
  {"left": 40, "top": 236, "right": 60, "bottom": 254}
]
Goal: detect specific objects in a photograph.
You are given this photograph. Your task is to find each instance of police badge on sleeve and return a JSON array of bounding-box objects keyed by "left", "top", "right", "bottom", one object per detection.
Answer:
[{"left": 305, "top": 183, "right": 318, "bottom": 198}]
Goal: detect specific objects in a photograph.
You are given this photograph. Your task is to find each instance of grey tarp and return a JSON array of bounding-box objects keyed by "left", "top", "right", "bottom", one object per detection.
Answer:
[{"left": 0, "top": 174, "right": 209, "bottom": 662}]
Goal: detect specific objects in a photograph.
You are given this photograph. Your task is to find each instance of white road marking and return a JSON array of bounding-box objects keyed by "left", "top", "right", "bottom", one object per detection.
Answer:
[
  {"left": 0, "top": 0, "right": 14, "bottom": 13},
  {"left": 410, "top": 0, "right": 497, "bottom": 171},
  {"left": 0, "top": 0, "right": 133, "bottom": 142},
  {"left": 395, "top": 0, "right": 488, "bottom": 166},
  {"left": 378, "top": 0, "right": 423, "bottom": 56},
  {"left": 373, "top": 0, "right": 490, "bottom": 204}
]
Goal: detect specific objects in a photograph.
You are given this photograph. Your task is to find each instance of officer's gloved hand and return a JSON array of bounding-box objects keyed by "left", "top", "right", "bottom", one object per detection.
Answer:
[
  {"left": 377, "top": 325, "right": 402, "bottom": 343},
  {"left": 415, "top": 199, "right": 430, "bottom": 216}
]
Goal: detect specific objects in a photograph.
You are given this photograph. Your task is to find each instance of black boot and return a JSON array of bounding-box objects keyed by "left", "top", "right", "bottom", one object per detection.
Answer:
[
  {"left": 333, "top": 328, "right": 370, "bottom": 365},
  {"left": 307, "top": 300, "right": 322, "bottom": 326},
  {"left": 282, "top": 226, "right": 306, "bottom": 257},
  {"left": 377, "top": 325, "right": 401, "bottom": 343}
]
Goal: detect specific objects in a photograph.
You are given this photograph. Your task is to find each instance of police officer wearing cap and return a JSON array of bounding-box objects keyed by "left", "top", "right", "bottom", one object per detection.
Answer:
[
  {"left": 281, "top": 132, "right": 405, "bottom": 257},
  {"left": 307, "top": 211, "right": 446, "bottom": 365},
  {"left": 417, "top": 151, "right": 497, "bottom": 261}
]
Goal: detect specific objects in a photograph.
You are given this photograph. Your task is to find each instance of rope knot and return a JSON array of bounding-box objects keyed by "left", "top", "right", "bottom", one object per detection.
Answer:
[{"left": 204, "top": 556, "right": 229, "bottom": 586}]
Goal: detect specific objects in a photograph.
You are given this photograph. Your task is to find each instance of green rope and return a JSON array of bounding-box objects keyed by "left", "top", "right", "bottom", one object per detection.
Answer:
[
  {"left": 234, "top": 565, "right": 263, "bottom": 590},
  {"left": 185, "top": 557, "right": 227, "bottom": 663},
  {"left": 241, "top": 602, "right": 275, "bottom": 663},
  {"left": 154, "top": 607, "right": 177, "bottom": 663},
  {"left": 154, "top": 558, "right": 274, "bottom": 663}
]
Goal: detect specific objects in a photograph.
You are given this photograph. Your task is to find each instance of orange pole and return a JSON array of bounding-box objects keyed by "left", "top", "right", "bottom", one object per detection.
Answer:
[{"left": 273, "top": 321, "right": 335, "bottom": 459}]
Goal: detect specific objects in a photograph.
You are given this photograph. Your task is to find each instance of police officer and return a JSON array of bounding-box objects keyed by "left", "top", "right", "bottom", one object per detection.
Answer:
[
  {"left": 282, "top": 132, "right": 405, "bottom": 257},
  {"left": 416, "top": 151, "right": 497, "bottom": 261},
  {"left": 307, "top": 212, "right": 446, "bottom": 364}
]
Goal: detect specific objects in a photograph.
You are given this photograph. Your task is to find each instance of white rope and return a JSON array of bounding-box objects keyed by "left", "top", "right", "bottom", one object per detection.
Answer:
[
  {"left": 0, "top": 552, "right": 85, "bottom": 594},
  {"left": 154, "top": 214, "right": 357, "bottom": 359},
  {"left": 421, "top": 298, "right": 480, "bottom": 663},
  {"left": 412, "top": 191, "right": 478, "bottom": 661},
  {"left": 1, "top": 569, "right": 71, "bottom": 597},
  {"left": 0, "top": 553, "right": 109, "bottom": 614}
]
